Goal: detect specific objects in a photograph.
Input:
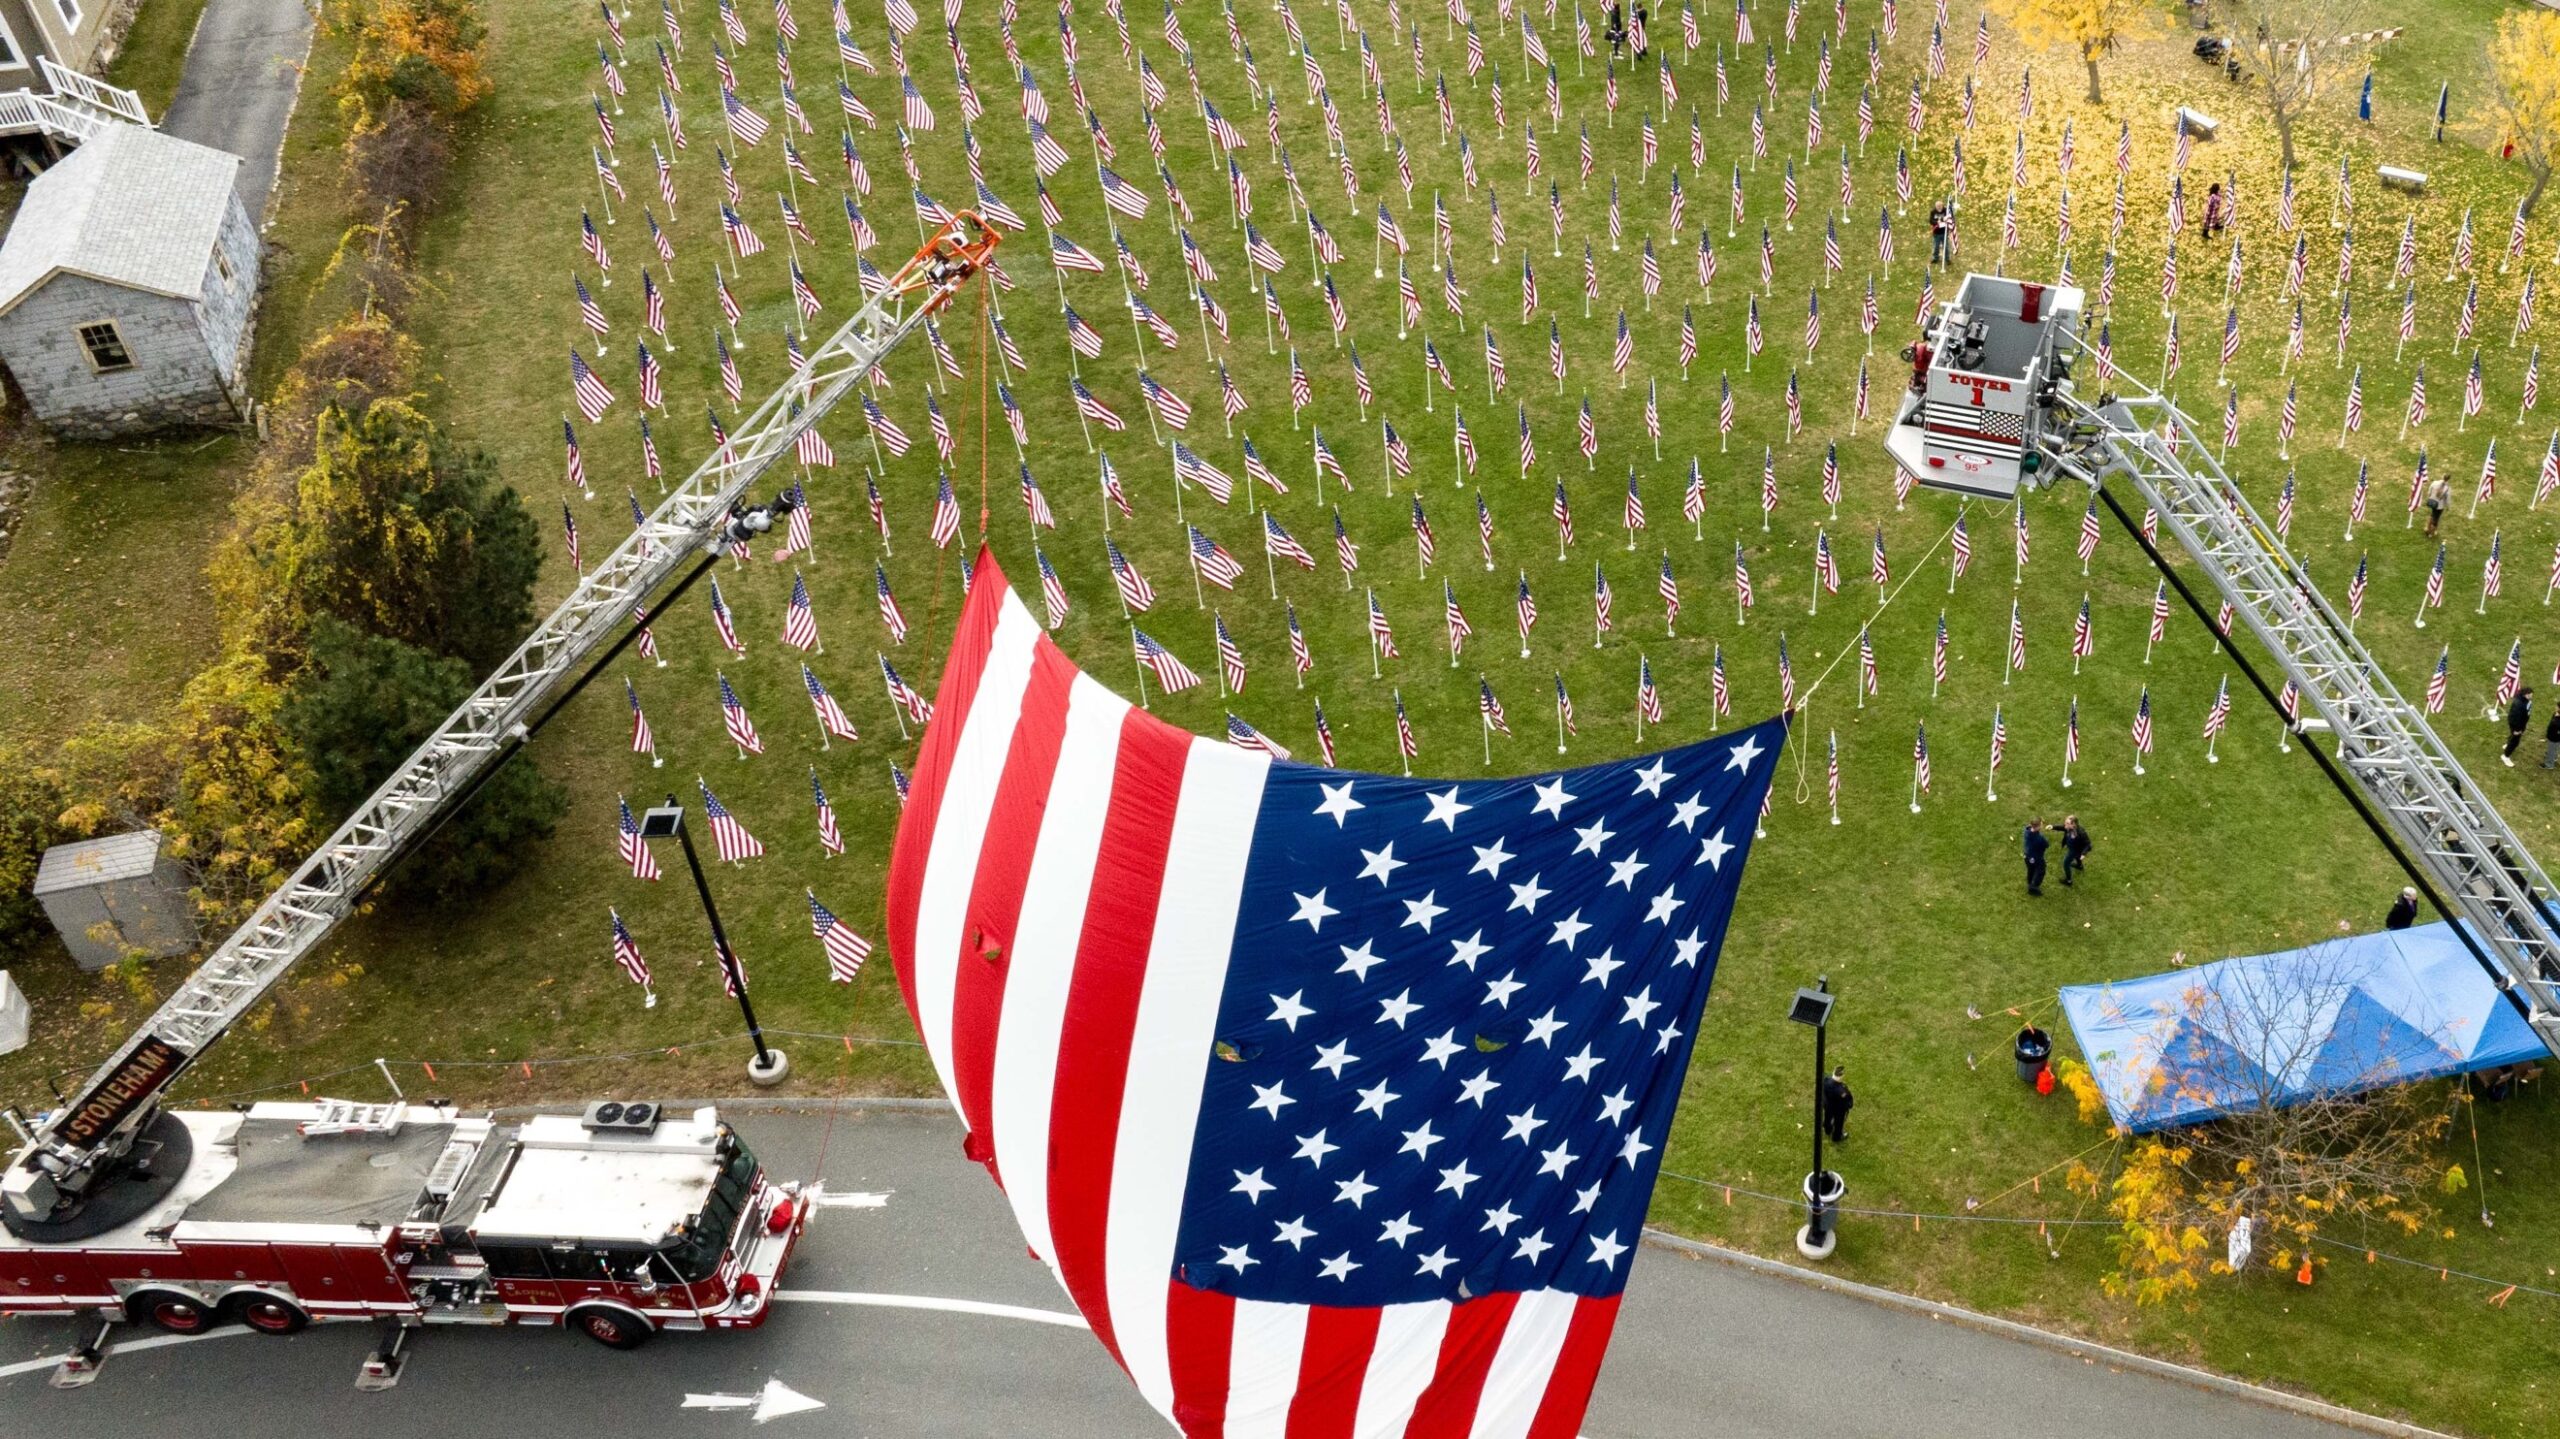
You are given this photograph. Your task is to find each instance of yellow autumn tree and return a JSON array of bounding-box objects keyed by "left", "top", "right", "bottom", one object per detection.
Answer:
[
  {"left": 1987, "top": 0, "right": 2167, "bottom": 104},
  {"left": 2491, "top": 10, "right": 2560, "bottom": 216},
  {"left": 331, "top": 0, "right": 492, "bottom": 125}
]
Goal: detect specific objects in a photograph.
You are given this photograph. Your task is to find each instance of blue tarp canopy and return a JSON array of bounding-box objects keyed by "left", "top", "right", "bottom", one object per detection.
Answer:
[{"left": 2057, "top": 922, "right": 2550, "bottom": 1134}]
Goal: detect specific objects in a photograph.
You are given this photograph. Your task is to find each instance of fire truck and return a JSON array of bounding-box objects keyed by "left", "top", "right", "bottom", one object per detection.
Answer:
[
  {"left": 0, "top": 216, "right": 1002, "bottom": 1386},
  {"left": 0, "top": 1099, "right": 805, "bottom": 1352},
  {"left": 1885, "top": 269, "right": 2560, "bottom": 1054}
]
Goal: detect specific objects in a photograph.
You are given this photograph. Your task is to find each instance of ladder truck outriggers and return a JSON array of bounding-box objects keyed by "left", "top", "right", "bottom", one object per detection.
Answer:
[
  {"left": 0, "top": 216, "right": 1004, "bottom": 1386},
  {"left": 1887, "top": 272, "right": 2560, "bottom": 1056}
]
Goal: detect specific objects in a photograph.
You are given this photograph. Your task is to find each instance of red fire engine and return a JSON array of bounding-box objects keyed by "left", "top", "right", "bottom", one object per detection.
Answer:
[{"left": 0, "top": 1099, "right": 808, "bottom": 1361}]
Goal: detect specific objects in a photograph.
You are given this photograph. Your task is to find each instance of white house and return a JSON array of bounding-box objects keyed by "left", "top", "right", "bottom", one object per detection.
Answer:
[{"left": 0, "top": 121, "right": 259, "bottom": 437}]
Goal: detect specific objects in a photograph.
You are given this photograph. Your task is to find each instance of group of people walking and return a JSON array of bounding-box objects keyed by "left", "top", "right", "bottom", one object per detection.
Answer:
[{"left": 1600, "top": 2, "right": 1649, "bottom": 57}]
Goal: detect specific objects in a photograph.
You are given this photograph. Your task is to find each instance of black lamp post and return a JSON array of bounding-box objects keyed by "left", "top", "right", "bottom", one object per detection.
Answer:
[
  {"left": 1787, "top": 976, "right": 1843, "bottom": 1261},
  {"left": 642, "top": 799, "right": 789, "bottom": 1085}
]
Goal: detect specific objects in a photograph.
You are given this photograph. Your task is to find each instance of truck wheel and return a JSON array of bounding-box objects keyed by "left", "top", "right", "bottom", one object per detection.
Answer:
[
  {"left": 129, "top": 1290, "right": 217, "bottom": 1334},
  {"left": 227, "top": 1293, "right": 310, "bottom": 1335},
  {"left": 568, "top": 1305, "right": 652, "bottom": 1350}
]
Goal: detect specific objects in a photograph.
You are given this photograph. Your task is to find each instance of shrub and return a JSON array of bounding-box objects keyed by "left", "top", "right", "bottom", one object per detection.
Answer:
[
  {"left": 281, "top": 617, "right": 566, "bottom": 902},
  {"left": 217, "top": 399, "right": 540, "bottom": 675},
  {"left": 0, "top": 746, "right": 67, "bottom": 956},
  {"left": 333, "top": 0, "right": 492, "bottom": 124}
]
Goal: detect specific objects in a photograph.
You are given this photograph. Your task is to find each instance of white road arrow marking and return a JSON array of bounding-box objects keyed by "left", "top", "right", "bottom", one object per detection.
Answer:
[{"left": 681, "top": 1379, "right": 827, "bottom": 1423}]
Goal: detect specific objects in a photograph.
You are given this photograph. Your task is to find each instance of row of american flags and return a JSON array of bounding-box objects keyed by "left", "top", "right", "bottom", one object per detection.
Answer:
[{"left": 555, "top": 0, "right": 2539, "bottom": 809}]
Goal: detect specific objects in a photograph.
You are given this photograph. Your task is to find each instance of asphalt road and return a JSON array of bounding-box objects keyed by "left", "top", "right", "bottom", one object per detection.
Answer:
[
  {"left": 0, "top": 1107, "right": 2385, "bottom": 1438},
  {"left": 158, "top": 0, "right": 315, "bottom": 220}
]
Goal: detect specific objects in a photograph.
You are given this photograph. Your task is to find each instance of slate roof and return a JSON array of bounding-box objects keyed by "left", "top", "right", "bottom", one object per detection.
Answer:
[{"left": 0, "top": 123, "right": 242, "bottom": 318}]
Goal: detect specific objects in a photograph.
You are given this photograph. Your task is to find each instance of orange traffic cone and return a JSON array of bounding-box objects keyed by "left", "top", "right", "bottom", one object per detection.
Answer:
[{"left": 2295, "top": 1257, "right": 2315, "bottom": 1286}]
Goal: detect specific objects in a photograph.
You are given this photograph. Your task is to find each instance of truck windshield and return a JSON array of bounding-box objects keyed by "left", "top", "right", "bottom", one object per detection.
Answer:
[{"left": 658, "top": 1133, "right": 759, "bottom": 1284}]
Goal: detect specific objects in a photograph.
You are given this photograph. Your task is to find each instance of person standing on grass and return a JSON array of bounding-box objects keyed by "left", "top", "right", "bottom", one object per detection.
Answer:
[
  {"left": 2386, "top": 885, "right": 2420, "bottom": 930},
  {"left": 2058, "top": 815, "right": 2093, "bottom": 887},
  {"left": 2023, "top": 819, "right": 2050, "bottom": 896},
  {"left": 2542, "top": 709, "right": 2560, "bottom": 768},
  {"left": 1632, "top": 1, "right": 1649, "bottom": 58},
  {"left": 1820, "top": 1066, "right": 1854, "bottom": 1143},
  {"left": 2503, "top": 686, "right": 2534, "bottom": 766},
  {"left": 2201, "top": 183, "right": 2227, "bottom": 240},
  {"left": 2424, "top": 478, "right": 2451, "bottom": 535},
  {"left": 1927, "top": 200, "right": 1950, "bottom": 265},
  {"left": 1604, "top": 1, "right": 1626, "bottom": 55}
]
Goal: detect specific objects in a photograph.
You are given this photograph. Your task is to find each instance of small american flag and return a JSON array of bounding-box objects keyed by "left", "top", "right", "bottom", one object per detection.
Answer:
[
  {"left": 1443, "top": 579, "right": 1473, "bottom": 657},
  {"left": 1131, "top": 629, "right": 1203, "bottom": 693},
  {"left": 2007, "top": 599, "right": 2027, "bottom": 675},
  {"left": 1033, "top": 547, "right": 1072, "bottom": 629},
  {"left": 608, "top": 908, "right": 655, "bottom": 999},
  {"left": 1213, "top": 612, "right": 1249, "bottom": 692},
  {"left": 2202, "top": 675, "right": 2232, "bottom": 740},
  {"left": 698, "top": 779, "right": 765, "bottom": 862},
  {"left": 1261, "top": 512, "right": 1315, "bottom": 571},
  {"left": 809, "top": 889, "right": 873, "bottom": 982},
  {"left": 1189, "top": 525, "right": 1245, "bottom": 589},
  {"left": 617, "top": 795, "right": 662, "bottom": 880},
  {"left": 2425, "top": 647, "right": 2453, "bottom": 713},
  {"left": 569, "top": 348, "right": 615, "bottom": 422},
  {"left": 718, "top": 673, "right": 765, "bottom": 754},
  {"left": 875, "top": 562, "right": 910, "bottom": 643},
  {"left": 804, "top": 666, "right": 858, "bottom": 744},
  {"left": 721, "top": 85, "right": 770, "bottom": 145},
  {"left": 1366, "top": 588, "right": 1401, "bottom": 657},
  {"left": 880, "top": 654, "right": 932, "bottom": 725},
  {"left": 779, "top": 571, "right": 820, "bottom": 652}
]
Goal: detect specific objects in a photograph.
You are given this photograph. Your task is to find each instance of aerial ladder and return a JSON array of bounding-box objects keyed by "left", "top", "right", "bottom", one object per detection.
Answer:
[
  {"left": 1887, "top": 272, "right": 2560, "bottom": 1057},
  {"left": 2, "top": 216, "right": 1003, "bottom": 1232}
]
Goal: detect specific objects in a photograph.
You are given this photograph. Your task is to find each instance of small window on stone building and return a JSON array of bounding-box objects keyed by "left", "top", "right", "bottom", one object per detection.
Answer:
[
  {"left": 76, "top": 321, "right": 133, "bottom": 372},
  {"left": 213, "top": 245, "right": 235, "bottom": 290},
  {"left": 53, "top": 0, "right": 81, "bottom": 33}
]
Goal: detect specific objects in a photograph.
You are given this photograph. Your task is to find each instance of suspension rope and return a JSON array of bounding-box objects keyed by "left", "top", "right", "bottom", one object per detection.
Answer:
[{"left": 1783, "top": 512, "right": 1963, "bottom": 805}]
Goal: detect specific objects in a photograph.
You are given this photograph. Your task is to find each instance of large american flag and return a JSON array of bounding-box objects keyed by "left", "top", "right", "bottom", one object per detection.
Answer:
[{"left": 887, "top": 554, "right": 1784, "bottom": 1436}]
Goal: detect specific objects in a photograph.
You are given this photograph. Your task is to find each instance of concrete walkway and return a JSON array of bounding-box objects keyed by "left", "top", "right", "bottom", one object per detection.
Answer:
[{"left": 158, "top": 0, "right": 316, "bottom": 220}]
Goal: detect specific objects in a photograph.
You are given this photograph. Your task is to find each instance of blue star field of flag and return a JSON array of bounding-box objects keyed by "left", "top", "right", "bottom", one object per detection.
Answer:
[{"left": 1174, "top": 717, "right": 1783, "bottom": 1307}]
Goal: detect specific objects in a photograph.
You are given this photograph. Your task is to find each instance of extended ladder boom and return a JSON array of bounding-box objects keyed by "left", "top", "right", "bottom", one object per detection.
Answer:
[
  {"left": 2045, "top": 365, "right": 2560, "bottom": 1052},
  {"left": 6, "top": 218, "right": 1000, "bottom": 1222}
]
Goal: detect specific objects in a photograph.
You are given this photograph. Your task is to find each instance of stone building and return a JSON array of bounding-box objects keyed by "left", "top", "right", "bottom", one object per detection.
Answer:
[{"left": 0, "top": 122, "right": 259, "bottom": 438}]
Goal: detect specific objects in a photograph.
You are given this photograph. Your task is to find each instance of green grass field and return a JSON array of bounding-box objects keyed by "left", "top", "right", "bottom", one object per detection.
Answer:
[{"left": 8, "top": 0, "right": 2560, "bottom": 1429}]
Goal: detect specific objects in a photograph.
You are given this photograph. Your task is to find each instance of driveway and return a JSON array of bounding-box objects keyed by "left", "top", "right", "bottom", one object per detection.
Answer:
[{"left": 158, "top": 0, "right": 316, "bottom": 220}]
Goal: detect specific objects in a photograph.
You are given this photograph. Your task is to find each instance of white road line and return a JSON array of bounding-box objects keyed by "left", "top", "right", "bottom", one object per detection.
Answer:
[
  {"left": 0, "top": 1326, "right": 250, "bottom": 1381},
  {"left": 3, "top": 1291, "right": 1083, "bottom": 1383},
  {"left": 770, "top": 1290, "right": 1089, "bottom": 1330}
]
